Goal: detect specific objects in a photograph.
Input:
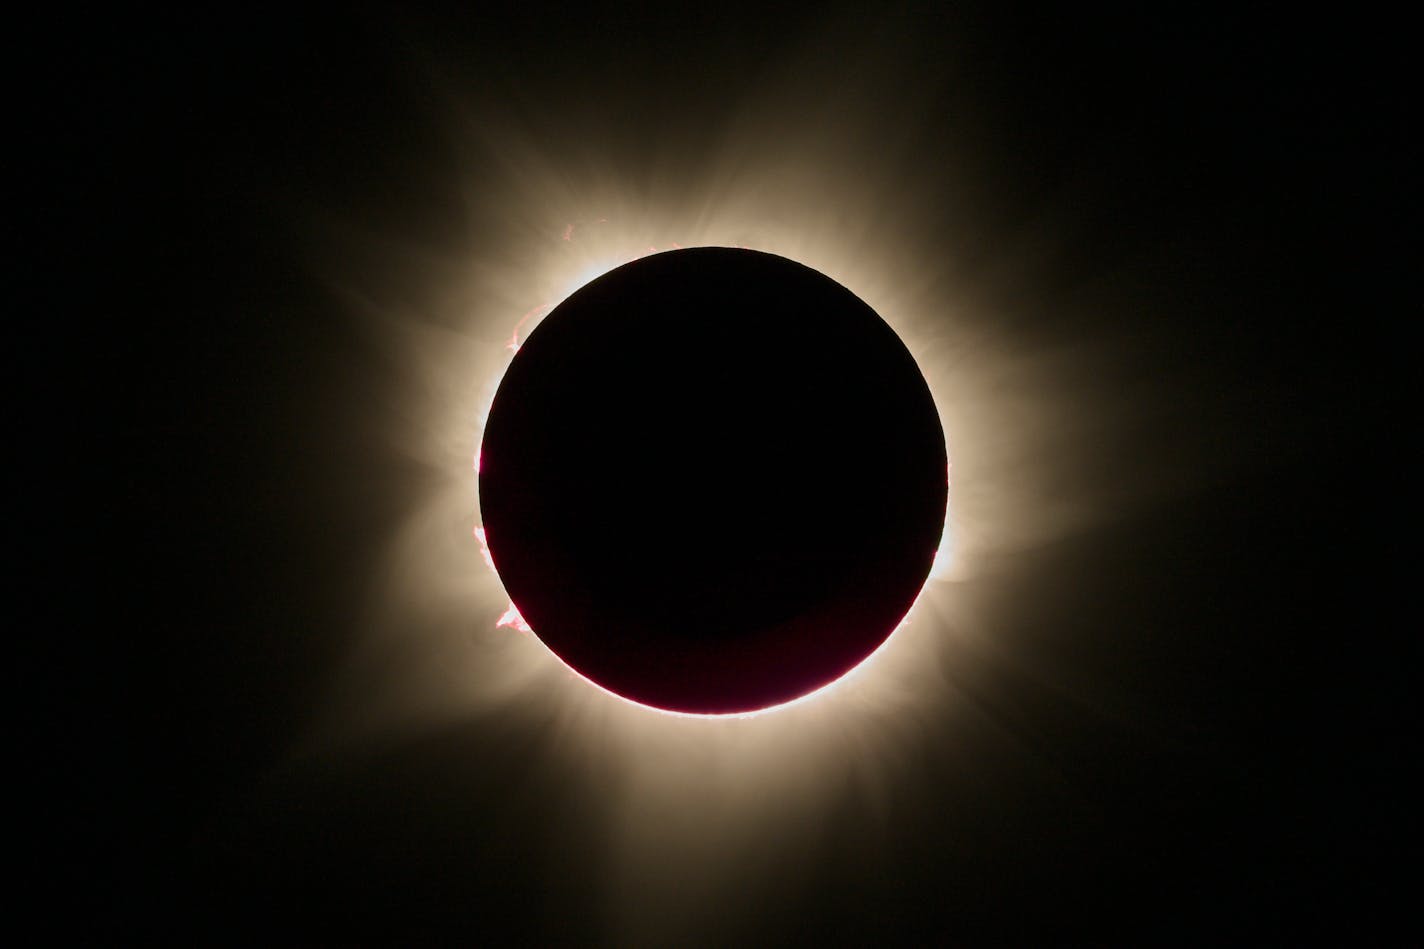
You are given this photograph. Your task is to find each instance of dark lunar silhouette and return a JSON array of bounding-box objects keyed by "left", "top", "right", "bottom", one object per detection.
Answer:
[{"left": 479, "top": 248, "right": 947, "bottom": 713}]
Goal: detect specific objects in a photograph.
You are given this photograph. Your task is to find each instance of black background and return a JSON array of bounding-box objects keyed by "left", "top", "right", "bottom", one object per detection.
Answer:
[{"left": 41, "top": 4, "right": 1407, "bottom": 944}]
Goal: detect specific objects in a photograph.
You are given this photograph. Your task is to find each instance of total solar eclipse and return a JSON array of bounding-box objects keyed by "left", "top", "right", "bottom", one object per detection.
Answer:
[{"left": 479, "top": 247, "right": 947, "bottom": 714}]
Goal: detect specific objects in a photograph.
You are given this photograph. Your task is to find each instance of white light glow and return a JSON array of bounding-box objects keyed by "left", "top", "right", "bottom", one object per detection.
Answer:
[{"left": 289, "top": 29, "right": 1205, "bottom": 941}]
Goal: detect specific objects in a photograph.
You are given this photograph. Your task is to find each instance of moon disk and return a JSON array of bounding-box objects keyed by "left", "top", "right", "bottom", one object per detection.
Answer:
[{"left": 479, "top": 248, "right": 947, "bottom": 714}]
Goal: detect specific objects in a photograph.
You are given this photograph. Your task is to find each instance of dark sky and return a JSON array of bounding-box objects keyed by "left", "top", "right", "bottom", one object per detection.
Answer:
[{"left": 51, "top": 5, "right": 1406, "bottom": 944}]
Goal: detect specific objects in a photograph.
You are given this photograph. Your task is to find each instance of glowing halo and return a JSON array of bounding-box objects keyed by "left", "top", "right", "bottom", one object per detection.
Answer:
[
  {"left": 290, "top": 82, "right": 1159, "bottom": 944},
  {"left": 148, "top": 8, "right": 1342, "bottom": 942},
  {"left": 288, "top": 34, "right": 1156, "bottom": 932},
  {"left": 307, "top": 191, "right": 986, "bottom": 763}
]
